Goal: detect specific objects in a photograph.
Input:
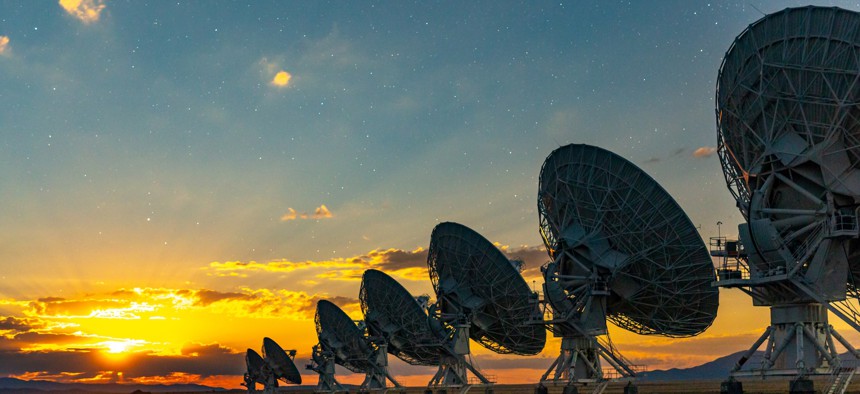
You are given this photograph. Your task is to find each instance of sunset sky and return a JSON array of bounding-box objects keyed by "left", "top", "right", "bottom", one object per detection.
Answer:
[{"left": 3, "top": 0, "right": 860, "bottom": 389}]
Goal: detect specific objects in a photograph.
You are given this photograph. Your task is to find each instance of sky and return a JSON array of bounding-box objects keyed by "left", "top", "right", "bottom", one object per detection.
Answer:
[{"left": 3, "top": 0, "right": 860, "bottom": 389}]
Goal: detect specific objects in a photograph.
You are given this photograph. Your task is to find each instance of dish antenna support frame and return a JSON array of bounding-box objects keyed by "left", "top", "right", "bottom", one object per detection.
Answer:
[
  {"left": 536, "top": 260, "right": 638, "bottom": 387},
  {"left": 425, "top": 300, "right": 494, "bottom": 391},
  {"left": 315, "top": 300, "right": 402, "bottom": 392},
  {"left": 536, "top": 144, "right": 719, "bottom": 391},
  {"left": 306, "top": 343, "right": 346, "bottom": 393},
  {"left": 243, "top": 348, "right": 270, "bottom": 394},
  {"left": 426, "top": 222, "right": 546, "bottom": 393},
  {"left": 712, "top": 6, "right": 860, "bottom": 390}
]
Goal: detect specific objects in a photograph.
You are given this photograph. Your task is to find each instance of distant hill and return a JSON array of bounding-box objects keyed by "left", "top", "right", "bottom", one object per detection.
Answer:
[
  {"left": 0, "top": 377, "right": 225, "bottom": 393},
  {"left": 639, "top": 350, "right": 764, "bottom": 381},
  {"left": 0, "top": 350, "right": 848, "bottom": 391}
]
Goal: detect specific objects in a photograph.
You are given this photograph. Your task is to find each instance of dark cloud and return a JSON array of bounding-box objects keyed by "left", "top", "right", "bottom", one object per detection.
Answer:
[
  {"left": 37, "top": 297, "right": 65, "bottom": 303},
  {"left": 505, "top": 246, "right": 549, "bottom": 271},
  {"left": 10, "top": 332, "right": 90, "bottom": 348},
  {"left": 364, "top": 245, "right": 546, "bottom": 273},
  {"left": 0, "top": 316, "right": 44, "bottom": 332},
  {"left": 295, "top": 295, "right": 360, "bottom": 319},
  {"left": 366, "top": 248, "right": 428, "bottom": 271},
  {"left": 0, "top": 343, "right": 244, "bottom": 379},
  {"left": 194, "top": 289, "right": 254, "bottom": 307}
]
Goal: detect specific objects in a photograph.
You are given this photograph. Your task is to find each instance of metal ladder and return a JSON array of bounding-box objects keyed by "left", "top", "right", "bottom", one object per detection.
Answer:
[
  {"left": 825, "top": 366, "right": 855, "bottom": 394},
  {"left": 596, "top": 336, "right": 637, "bottom": 377}
]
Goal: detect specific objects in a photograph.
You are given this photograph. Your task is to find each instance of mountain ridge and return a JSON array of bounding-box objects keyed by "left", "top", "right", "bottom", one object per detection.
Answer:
[{"left": 0, "top": 377, "right": 226, "bottom": 393}]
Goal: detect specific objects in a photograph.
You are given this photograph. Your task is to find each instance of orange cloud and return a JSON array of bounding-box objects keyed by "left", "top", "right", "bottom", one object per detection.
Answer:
[
  {"left": 692, "top": 146, "right": 717, "bottom": 158},
  {"left": 271, "top": 70, "right": 292, "bottom": 87},
  {"left": 0, "top": 35, "right": 9, "bottom": 55},
  {"left": 280, "top": 207, "right": 298, "bottom": 221},
  {"left": 204, "top": 245, "right": 546, "bottom": 284},
  {"left": 205, "top": 247, "right": 428, "bottom": 281},
  {"left": 58, "top": 0, "right": 106, "bottom": 24},
  {"left": 314, "top": 204, "right": 332, "bottom": 218},
  {"left": 281, "top": 204, "right": 333, "bottom": 221}
]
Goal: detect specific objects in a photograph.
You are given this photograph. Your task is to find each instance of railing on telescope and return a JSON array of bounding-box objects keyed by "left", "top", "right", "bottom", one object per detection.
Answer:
[{"left": 710, "top": 236, "right": 750, "bottom": 282}]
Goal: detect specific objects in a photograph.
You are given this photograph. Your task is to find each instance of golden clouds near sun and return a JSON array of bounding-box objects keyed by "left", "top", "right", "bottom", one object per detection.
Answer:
[
  {"left": 59, "top": 0, "right": 106, "bottom": 24},
  {"left": 0, "top": 36, "right": 8, "bottom": 54},
  {"left": 271, "top": 70, "right": 292, "bottom": 87}
]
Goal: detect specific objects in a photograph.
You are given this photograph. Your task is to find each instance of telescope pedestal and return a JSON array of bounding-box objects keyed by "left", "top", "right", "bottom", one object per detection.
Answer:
[
  {"left": 730, "top": 304, "right": 845, "bottom": 377},
  {"left": 360, "top": 344, "right": 396, "bottom": 391},
  {"left": 307, "top": 344, "right": 344, "bottom": 393},
  {"left": 727, "top": 303, "right": 860, "bottom": 394},
  {"left": 429, "top": 322, "right": 492, "bottom": 393},
  {"left": 541, "top": 336, "right": 602, "bottom": 383}
]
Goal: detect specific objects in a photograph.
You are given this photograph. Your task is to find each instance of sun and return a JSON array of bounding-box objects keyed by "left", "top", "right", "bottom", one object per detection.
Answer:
[{"left": 103, "top": 340, "right": 133, "bottom": 354}]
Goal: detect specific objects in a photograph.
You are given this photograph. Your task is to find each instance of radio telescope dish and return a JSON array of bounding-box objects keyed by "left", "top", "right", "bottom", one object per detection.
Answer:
[
  {"left": 243, "top": 349, "right": 267, "bottom": 391},
  {"left": 429, "top": 221, "right": 547, "bottom": 354},
  {"left": 537, "top": 143, "right": 718, "bottom": 386},
  {"left": 360, "top": 269, "right": 442, "bottom": 366},
  {"left": 426, "top": 221, "right": 545, "bottom": 389},
  {"left": 713, "top": 6, "right": 860, "bottom": 390},
  {"left": 315, "top": 299, "right": 400, "bottom": 390},
  {"left": 262, "top": 337, "right": 301, "bottom": 385}
]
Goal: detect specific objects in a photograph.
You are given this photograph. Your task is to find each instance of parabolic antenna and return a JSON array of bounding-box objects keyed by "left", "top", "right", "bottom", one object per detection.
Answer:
[
  {"left": 713, "top": 5, "right": 860, "bottom": 389},
  {"left": 360, "top": 269, "right": 442, "bottom": 366},
  {"left": 243, "top": 348, "right": 267, "bottom": 391},
  {"left": 426, "top": 221, "right": 546, "bottom": 388},
  {"left": 315, "top": 299, "right": 400, "bottom": 390},
  {"left": 537, "top": 143, "right": 718, "bottom": 385},
  {"left": 429, "top": 222, "right": 546, "bottom": 354},
  {"left": 716, "top": 5, "right": 860, "bottom": 298},
  {"left": 262, "top": 337, "right": 301, "bottom": 385}
]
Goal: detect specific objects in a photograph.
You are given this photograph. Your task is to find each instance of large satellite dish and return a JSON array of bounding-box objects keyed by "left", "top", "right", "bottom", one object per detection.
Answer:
[
  {"left": 713, "top": 6, "right": 860, "bottom": 392},
  {"left": 243, "top": 349, "right": 267, "bottom": 392},
  {"left": 262, "top": 337, "right": 302, "bottom": 385},
  {"left": 360, "top": 269, "right": 442, "bottom": 366},
  {"left": 536, "top": 144, "right": 719, "bottom": 388},
  {"left": 315, "top": 299, "right": 401, "bottom": 391},
  {"left": 427, "top": 221, "right": 546, "bottom": 389},
  {"left": 242, "top": 339, "right": 301, "bottom": 394}
]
